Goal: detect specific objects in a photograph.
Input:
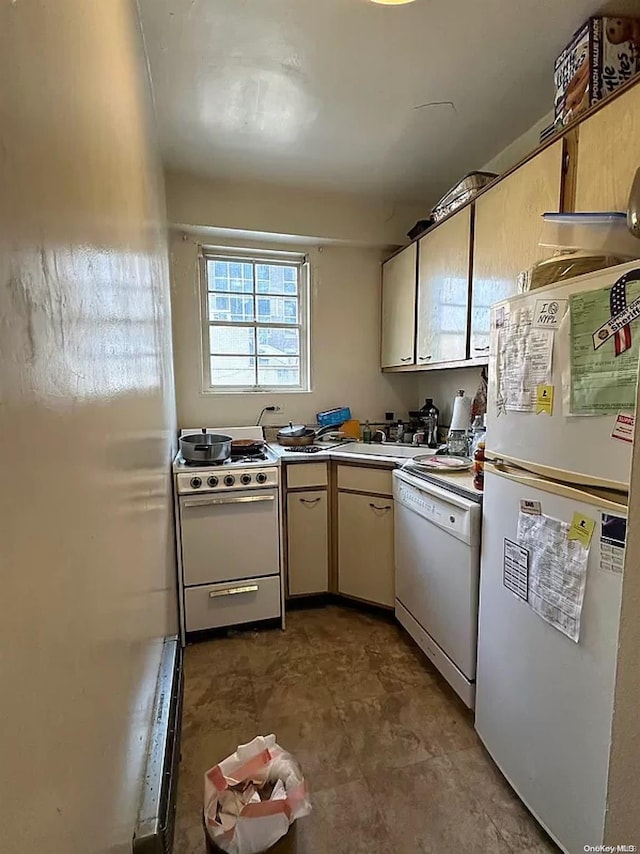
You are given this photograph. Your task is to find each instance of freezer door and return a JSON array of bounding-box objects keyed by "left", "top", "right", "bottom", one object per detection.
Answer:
[
  {"left": 487, "top": 261, "right": 640, "bottom": 490},
  {"left": 475, "top": 468, "right": 624, "bottom": 853}
]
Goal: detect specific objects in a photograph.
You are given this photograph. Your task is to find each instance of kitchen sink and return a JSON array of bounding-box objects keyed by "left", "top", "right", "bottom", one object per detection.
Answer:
[{"left": 334, "top": 442, "right": 420, "bottom": 459}]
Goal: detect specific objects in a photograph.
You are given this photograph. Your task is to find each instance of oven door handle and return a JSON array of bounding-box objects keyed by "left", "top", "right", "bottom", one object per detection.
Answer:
[
  {"left": 209, "top": 584, "right": 259, "bottom": 599},
  {"left": 182, "top": 495, "right": 276, "bottom": 509}
]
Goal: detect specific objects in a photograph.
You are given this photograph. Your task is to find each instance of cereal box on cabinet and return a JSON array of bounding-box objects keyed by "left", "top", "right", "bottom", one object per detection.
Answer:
[{"left": 554, "top": 17, "right": 640, "bottom": 126}]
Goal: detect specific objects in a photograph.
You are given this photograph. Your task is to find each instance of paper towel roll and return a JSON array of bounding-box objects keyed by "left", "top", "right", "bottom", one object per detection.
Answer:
[{"left": 450, "top": 392, "right": 471, "bottom": 431}]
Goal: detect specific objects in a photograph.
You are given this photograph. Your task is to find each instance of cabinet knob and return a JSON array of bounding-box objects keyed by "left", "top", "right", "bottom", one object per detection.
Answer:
[
  {"left": 300, "top": 497, "right": 321, "bottom": 505},
  {"left": 419, "top": 354, "right": 432, "bottom": 361},
  {"left": 400, "top": 357, "right": 412, "bottom": 362},
  {"left": 474, "top": 346, "right": 490, "bottom": 352},
  {"left": 369, "top": 503, "right": 391, "bottom": 512}
]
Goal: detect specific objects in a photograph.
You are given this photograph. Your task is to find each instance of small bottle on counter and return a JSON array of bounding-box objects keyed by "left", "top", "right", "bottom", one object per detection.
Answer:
[
  {"left": 362, "top": 420, "right": 372, "bottom": 443},
  {"left": 473, "top": 440, "right": 486, "bottom": 491}
]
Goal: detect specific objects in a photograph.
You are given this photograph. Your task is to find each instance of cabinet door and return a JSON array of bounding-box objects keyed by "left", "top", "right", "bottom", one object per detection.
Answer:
[
  {"left": 287, "top": 490, "right": 328, "bottom": 595},
  {"left": 471, "top": 140, "right": 563, "bottom": 356},
  {"left": 575, "top": 84, "right": 640, "bottom": 211},
  {"left": 338, "top": 492, "right": 394, "bottom": 607},
  {"left": 380, "top": 242, "right": 417, "bottom": 367},
  {"left": 416, "top": 206, "right": 471, "bottom": 366}
]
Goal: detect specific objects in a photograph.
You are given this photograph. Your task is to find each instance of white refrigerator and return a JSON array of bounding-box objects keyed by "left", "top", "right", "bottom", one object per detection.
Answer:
[{"left": 475, "top": 261, "right": 639, "bottom": 854}]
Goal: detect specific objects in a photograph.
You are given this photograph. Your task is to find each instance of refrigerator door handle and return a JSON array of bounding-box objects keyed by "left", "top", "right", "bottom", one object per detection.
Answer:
[
  {"left": 485, "top": 450, "right": 627, "bottom": 494},
  {"left": 485, "top": 462, "right": 628, "bottom": 513}
]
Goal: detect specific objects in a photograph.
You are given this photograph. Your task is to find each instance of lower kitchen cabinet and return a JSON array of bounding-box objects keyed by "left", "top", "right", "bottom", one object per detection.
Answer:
[
  {"left": 287, "top": 490, "right": 329, "bottom": 595},
  {"left": 338, "top": 491, "right": 394, "bottom": 607}
]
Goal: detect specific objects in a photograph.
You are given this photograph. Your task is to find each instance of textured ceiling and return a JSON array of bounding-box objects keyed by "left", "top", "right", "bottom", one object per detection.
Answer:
[{"left": 139, "top": 0, "right": 640, "bottom": 202}]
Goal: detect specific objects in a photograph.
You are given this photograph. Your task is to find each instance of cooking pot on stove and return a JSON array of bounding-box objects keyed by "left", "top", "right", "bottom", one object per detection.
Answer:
[
  {"left": 180, "top": 429, "right": 232, "bottom": 464},
  {"left": 276, "top": 422, "right": 341, "bottom": 447},
  {"left": 276, "top": 428, "right": 317, "bottom": 447},
  {"left": 278, "top": 421, "right": 308, "bottom": 439}
]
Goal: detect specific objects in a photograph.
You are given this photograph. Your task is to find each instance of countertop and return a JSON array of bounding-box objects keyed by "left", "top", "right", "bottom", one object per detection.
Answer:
[{"left": 268, "top": 442, "right": 483, "bottom": 501}]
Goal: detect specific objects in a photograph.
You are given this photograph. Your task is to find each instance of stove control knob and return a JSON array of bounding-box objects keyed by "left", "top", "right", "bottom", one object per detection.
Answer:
[
  {"left": 256, "top": 472, "right": 268, "bottom": 485},
  {"left": 240, "top": 473, "right": 252, "bottom": 485},
  {"left": 224, "top": 475, "right": 236, "bottom": 487},
  {"left": 190, "top": 477, "right": 202, "bottom": 489},
  {"left": 207, "top": 476, "right": 219, "bottom": 488}
]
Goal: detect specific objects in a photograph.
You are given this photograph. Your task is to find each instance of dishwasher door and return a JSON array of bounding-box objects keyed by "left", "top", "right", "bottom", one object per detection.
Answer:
[{"left": 393, "top": 470, "right": 481, "bottom": 704}]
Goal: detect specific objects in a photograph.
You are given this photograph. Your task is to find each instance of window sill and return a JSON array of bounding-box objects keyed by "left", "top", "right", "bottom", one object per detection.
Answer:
[{"left": 201, "top": 388, "right": 312, "bottom": 396}]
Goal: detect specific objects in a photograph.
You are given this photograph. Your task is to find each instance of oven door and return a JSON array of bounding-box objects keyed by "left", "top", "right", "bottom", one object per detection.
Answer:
[{"left": 179, "top": 488, "right": 280, "bottom": 586}]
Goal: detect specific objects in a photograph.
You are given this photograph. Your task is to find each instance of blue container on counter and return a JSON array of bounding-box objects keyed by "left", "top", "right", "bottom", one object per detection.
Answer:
[{"left": 316, "top": 407, "right": 351, "bottom": 428}]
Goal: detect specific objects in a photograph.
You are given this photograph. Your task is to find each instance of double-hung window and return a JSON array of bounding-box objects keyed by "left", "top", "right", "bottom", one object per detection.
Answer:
[{"left": 200, "top": 248, "right": 309, "bottom": 392}]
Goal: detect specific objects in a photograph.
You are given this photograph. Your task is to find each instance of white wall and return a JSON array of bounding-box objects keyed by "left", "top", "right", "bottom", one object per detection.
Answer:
[
  {"left": 165, "top": 170, "right": 427, "bottom": 247},
  {"left": 481, "top": 110, "right": 554, "bottom": 176},
  {"left": 0, "top": 3, "right": 176, "bottom": 852},
  {"left": 171, "top": 232, "right": 418, "bottom": 427},
  {"left": 418, "top": 366, "right": 485, "bottom": 427}
]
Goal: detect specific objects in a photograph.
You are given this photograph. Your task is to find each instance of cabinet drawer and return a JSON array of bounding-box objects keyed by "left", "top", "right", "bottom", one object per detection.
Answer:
[
  {"left": 184, "top": 575, "right": 281, "bottom": 633},
  {"left": 337, "top": 465, "right": 393, "bottom": 495},
  {"left": 287, "top": 462, "right": 328, "bottom": 488}
]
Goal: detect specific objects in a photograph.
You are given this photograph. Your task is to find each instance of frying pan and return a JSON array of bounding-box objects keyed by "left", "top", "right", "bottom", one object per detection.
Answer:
[
  {"left": 276, "top": 429, "right": 316, "bottom": 447},
  {"left": 231, "top": 438, "right": 265, "bottom": 455}
]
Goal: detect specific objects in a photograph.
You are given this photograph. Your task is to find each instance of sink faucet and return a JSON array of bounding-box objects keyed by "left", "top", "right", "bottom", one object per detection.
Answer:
[{"left": 372, "top": 430, "right": 387, "bottom": 443}]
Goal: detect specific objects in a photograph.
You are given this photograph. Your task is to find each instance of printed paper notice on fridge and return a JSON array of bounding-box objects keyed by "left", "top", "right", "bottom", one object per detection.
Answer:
[
  {"left": 600, "top": 513, "right": 627, "bottom": 574},
  {"left": 497, "top": 305, "right": 554, "bottom": 413},
  {"left": 569, "top": 271, "right": 640, "bottom": 415},
  {"left": 611, "top": 412, "right": 635, "bottom": 443},
  {"left": 517, "top": 511, "right": 591, "bottom": 643},
  {"left": 503, "top": 538, "right": 529, "bottom": 600}
]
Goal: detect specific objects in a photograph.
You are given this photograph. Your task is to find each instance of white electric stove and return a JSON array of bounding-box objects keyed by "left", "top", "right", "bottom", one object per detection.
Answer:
[{"left": 173, "top": 427, "right": 283, "bottom": 643}]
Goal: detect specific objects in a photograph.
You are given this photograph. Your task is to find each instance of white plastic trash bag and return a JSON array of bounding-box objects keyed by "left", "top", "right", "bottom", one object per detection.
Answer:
[{"left": 204, "top": 735, "right": 311, "bottom": 854}]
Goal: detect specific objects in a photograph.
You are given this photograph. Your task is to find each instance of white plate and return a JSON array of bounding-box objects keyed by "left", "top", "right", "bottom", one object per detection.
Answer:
[{"left": 411, "top": 455, "right": 473, "bottom": 471}]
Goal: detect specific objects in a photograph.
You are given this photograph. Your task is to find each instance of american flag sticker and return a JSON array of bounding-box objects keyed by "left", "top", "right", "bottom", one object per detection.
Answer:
[{"left": 592, "top": 269, "right": 640, "bottom": 354}]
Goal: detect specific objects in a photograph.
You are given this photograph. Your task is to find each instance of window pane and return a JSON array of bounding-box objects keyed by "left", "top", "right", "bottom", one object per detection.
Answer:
[
  {"left": 210, "top": 326, "right": 255, "bottom": 355},
  {"left": 208, "top": 294, "right": 254, "bottom": 322},
  {"left": 210, "top": 356, "right": 256, "bottom": 387},
  {"left": 207, "top": 260, "right": 253, "bottom": 293},
  {"left": 256, "top": 295, "right": 298, "bottom": 324},
  {"left": 256, "top": 264, "right": 298, "bottom": 295},
  {"left": 258, "top": 356, "right": 300, "bottom": 387},
  {"left": 257, "top": 327, "right": 299, "bottom": 356}
]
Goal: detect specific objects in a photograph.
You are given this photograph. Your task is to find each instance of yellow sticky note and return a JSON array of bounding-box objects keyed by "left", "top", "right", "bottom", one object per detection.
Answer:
[
  {"left": 536, "top": 385, "right": 554, "bottom": 415},
  {"left": 568, "top": 513, "right": 596, "bottom": 548}
]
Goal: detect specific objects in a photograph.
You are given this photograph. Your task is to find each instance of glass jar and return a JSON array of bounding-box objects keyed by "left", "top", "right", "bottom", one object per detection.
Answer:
[{"left": 448, "top": 429, "right": 470, "bottom": 456}]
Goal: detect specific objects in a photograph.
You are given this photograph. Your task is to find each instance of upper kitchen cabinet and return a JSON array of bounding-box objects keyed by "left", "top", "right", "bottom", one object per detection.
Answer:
[
  {"left": 416, "top": 205, "right": 472, "bottom": 366},
  {"left": 574, "top": 83, "right": 640, "bottom": 211},
  {"left": 470, "top": 140, "right": 564, "bottom": 356},
  {"left": 380, "top": 242, "right": 417, "bottom": 368}
]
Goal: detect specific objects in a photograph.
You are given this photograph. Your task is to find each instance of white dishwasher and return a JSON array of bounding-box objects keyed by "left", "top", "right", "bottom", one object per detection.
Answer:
[{"left": 393, "top": 468, "right": 482, "bottom": 708}]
